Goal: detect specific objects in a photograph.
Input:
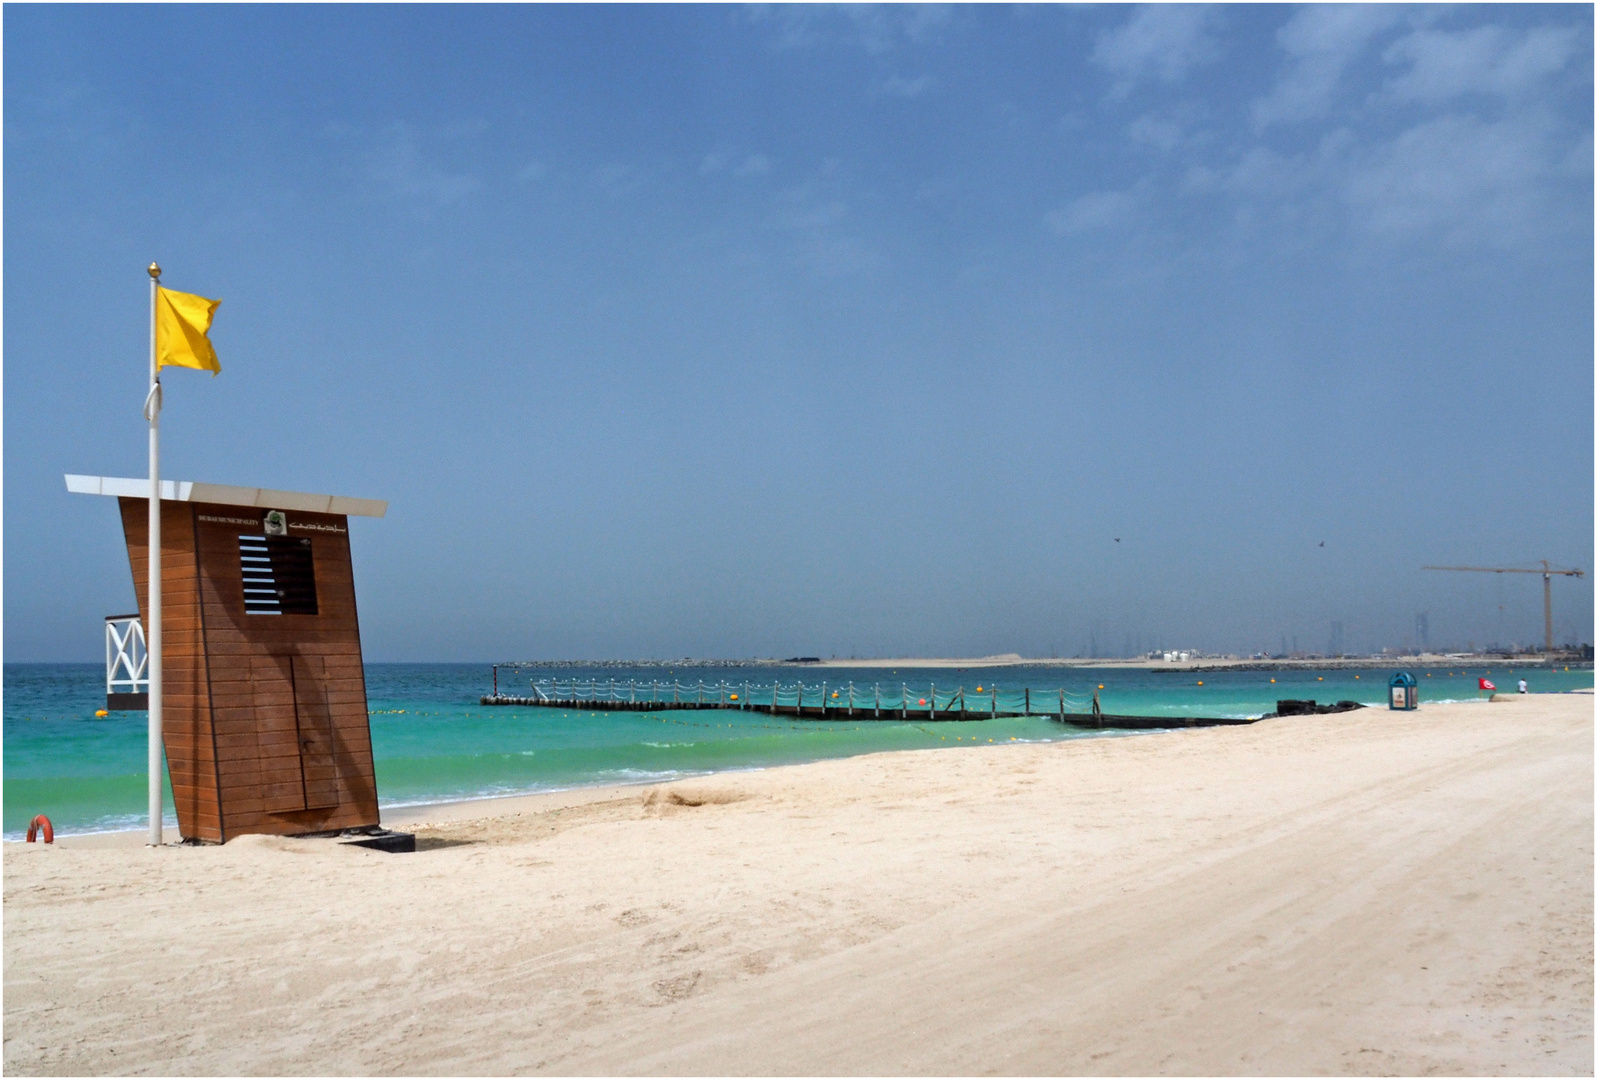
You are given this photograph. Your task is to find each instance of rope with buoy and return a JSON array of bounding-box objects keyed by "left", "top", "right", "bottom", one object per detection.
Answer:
[{"left": 26, "top": 815, "right": 54, "bottom": 843}]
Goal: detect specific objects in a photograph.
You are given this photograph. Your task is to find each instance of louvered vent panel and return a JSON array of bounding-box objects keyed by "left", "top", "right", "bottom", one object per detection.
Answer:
[{"left": 239, "top": 535, "right": 319, "bottom": 615}]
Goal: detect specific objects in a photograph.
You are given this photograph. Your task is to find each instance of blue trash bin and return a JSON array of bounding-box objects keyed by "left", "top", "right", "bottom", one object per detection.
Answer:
[{"left": 1388, "top": 671, "right": 1418, "bottom": 711}]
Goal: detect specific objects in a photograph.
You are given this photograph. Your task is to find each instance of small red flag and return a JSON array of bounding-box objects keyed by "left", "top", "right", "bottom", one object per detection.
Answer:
[{"left": 1479, "top": 678, "right": 1496, "bottom": 691}]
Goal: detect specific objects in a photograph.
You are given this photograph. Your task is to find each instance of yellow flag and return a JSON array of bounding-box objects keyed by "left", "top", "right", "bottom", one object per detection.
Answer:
[{"left": 155, "top": 286, "right": 222, "bottom": 374}]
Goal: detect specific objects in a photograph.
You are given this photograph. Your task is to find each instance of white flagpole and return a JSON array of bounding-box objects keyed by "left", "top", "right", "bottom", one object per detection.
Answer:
[{"left": 145, "top": 263, "right": 164, "bottom": 847}]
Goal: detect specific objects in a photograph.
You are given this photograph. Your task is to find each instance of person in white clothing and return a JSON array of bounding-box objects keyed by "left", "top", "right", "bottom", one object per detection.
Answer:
[{"left": 1518, "top": 678, "right": 1528, "bottom": 694}]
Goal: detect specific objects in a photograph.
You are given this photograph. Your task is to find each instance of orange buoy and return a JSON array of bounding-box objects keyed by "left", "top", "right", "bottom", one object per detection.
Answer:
[{"left": 26, "top": 815, "right": 53, "bottom": 844}]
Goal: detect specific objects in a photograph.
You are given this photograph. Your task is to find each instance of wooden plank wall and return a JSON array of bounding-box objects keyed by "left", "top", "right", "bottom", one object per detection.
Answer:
[
  {"left": 119, "top": 499, "right": 380, "bottom": 841},
  {"left": 120, "top": 499, "right": 221, "bottom": 839}
]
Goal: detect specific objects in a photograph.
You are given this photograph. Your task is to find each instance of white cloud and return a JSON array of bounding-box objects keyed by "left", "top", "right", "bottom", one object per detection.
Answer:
[
  {"left": 1383, "top": 24, "right": 1582, "bottom": 103},
  {"left": 883, "top": 74, "right": 935, "bottom": 99},
  {"left": 796, "top": 233, "right": 884, "bottom": 276},
  {"left": 1184, "top": 145, "right": 1298, "bottom": 198},
  {"left": 1064, "top": 9, "right": 1589, "bottom": 254},
  {"left": 701, "top": 150, "right": 771, "bottom": 178},
  {"left": 1128, "top": 114, "right": 1184, "bottom": 152},
  {"left": 1047, "top": 188, "right": 1139, "bottom": 235},
  {"left": 1092, "top": 6, "right": 1221, "bottom": 96},
  {"left": 734, "top": 154, "right": 771, "bottom": 177},
  {"left": 1251, "top": 5, "right": 1401, "bottom": 129},
  {"left": 846, "top": 5, "right": 951, "bottom": 52},
  {"left": 1559, "top": 128, "right": 1595, "bottom": 178},
  {"left": 771, "top": 169, "right": 882, "bottom": 276},
  {"left": 595, "top": 162, "right": 649, "bottom": 198},
  {"left": 1184, "top": 106, "right": 1581, "bottom": 250},
  {"left": 750, "top": 5, "right": 951, "bottom": 54},
  {"left": 1342, "top": 113, "right": 1566, "bottom": 245},
  {"left": 776, "top": 192, "right": 848, "bottom": 231},
  {"left": 437, "top": 117, "right": 490, "bottom": 139},
  {"left": 365, "top": 123, "right": 481, "bottom": 208}
]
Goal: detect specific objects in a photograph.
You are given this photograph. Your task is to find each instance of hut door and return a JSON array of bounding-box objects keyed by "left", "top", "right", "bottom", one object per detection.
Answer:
[
  {"left": 250, "top": 655, "right": 310, "bottom": 814},
  {"left": 249, "top": 655, "right": 339, "bottom": 812},
  {"left": 290, "top": 655, "right": 339, "bottom": 810}
]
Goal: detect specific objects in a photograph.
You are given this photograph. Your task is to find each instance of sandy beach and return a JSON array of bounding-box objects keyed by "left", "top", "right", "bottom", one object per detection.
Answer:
[{"left": 5, "top": 693, "right": 1591, "bottom": 1075}]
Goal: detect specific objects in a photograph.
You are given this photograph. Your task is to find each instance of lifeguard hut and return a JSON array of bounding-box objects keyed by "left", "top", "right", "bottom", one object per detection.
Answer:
[{"left": 67, "top": 474, "right": 386, "bottom": 843}]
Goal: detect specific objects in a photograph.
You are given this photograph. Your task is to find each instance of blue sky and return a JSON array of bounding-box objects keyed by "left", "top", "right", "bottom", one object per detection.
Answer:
[{"left": 5, "top": 4, "right": 1592, "bottom": 662}]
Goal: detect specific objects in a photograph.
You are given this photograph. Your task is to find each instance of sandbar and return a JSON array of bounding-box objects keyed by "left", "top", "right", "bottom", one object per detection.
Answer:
[{"left": 807, "top": 652, "right": 1578, "bottom": 670}]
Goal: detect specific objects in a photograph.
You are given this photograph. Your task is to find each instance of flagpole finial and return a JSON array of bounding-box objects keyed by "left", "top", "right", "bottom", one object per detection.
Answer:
[{"left": 147, "top": 262, "right": 161, "bottom": 279}]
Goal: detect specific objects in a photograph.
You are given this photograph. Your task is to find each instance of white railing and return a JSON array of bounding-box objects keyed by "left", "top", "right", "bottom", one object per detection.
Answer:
[
  {"left": 105, "top": 615, "right": 149, "bottom": 696},
  {"left": 520, "top": 678, "right": 1094, "bottom": 715}
]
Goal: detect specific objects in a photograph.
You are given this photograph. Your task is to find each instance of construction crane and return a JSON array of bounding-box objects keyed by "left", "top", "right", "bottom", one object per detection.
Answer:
[{"left": 1422, "top": 560, "right": 1586, "bottom": 653}]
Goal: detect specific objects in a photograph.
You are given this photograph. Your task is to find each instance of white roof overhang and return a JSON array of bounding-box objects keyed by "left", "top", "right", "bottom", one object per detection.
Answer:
[{"left": 65, "top": 475, "right": 386, "bottom": 518}]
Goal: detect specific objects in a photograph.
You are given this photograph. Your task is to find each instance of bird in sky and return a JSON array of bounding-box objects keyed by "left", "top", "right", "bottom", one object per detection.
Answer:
[
  {"left": 1114, "top": 538, "right": 1121, "bottom": 543},
  {"left": 1319, "top": 541, "right": 1326, "bottom": 547}
]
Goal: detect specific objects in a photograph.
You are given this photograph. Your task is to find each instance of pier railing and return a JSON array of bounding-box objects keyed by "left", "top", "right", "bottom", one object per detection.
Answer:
[{"left": 483, "top": 677, "right": 1097, "bottom": 721}]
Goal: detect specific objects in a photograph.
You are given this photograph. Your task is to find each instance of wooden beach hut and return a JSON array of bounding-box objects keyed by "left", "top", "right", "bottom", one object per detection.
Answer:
[{"left": 67, "top": 475, "right": 387, "bottom": 843}]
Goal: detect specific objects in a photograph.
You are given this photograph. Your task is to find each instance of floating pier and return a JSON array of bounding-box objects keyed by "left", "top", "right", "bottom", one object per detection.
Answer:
[{"left": 479, "top": 675, "right": 1265, "bottom": 729}]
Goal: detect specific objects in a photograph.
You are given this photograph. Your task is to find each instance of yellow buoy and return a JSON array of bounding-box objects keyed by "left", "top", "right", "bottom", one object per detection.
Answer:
[
  {"left": 94, "top": 709, "right": 109, "bottom": 718},
  {"left": 1269, "top": 678, "right": 1276, "bottom": 683}
]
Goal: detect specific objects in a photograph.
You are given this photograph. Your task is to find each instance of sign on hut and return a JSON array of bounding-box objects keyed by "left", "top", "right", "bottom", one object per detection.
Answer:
[{"left": 67, "top": 475, "right": 387, "bottom": 843}]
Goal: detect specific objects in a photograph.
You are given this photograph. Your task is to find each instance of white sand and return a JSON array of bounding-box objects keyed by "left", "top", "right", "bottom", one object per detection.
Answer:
[{"left": 5, "top": 694, "right": 1591, "bottom": 1075}]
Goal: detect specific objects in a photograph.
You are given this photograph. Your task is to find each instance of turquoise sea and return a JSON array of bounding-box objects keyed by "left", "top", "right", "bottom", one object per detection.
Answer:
[{"left": 5, "top": 661, "right": 1591, "bottom": 840}]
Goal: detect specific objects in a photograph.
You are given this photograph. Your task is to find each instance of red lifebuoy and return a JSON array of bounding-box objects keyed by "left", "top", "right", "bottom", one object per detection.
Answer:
[{"left": 26, "top": 815, "right": 53, "bottom": 844}]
